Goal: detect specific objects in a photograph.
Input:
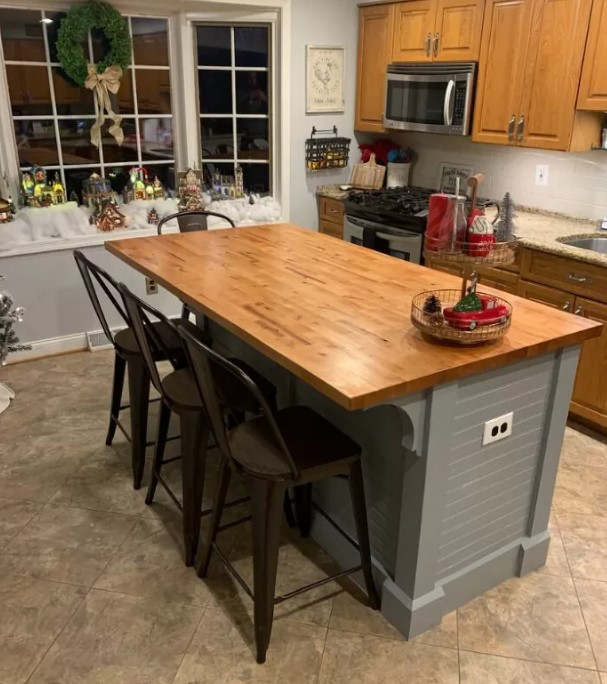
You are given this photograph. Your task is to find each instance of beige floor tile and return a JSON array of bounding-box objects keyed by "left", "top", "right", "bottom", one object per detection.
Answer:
[
  {"left": 558, "top": 513, "right": 607, "bottom": 581},
  {"left": 458, "top": 573, "right": 595, "bottom": 668},
  {"left": 50, "top": 449, "right": 147, "bottom": 516},
  {"left": 328, "top": 587, "right": 458, "bottom": 648},
  {"left": 575, "top": 579, "right": 607, "bottom": 671},
  {"left": 0, "top": 574, "right": 87, "bottom": 684},
  {"left": 554, "top": 458, "right": 607, "bottom": 517},
  {"left": 562, "top": 427, "right": 607, "bottom": 469},
  {"left": 94, "top": 516, "right": 215, "bottom": 607},
  {"left": 0, "top": 504, "right": 137, "bottom": 586},
  {"left": 601, "top": 673, "right": 607, "bottom": 684},
  {"left": 318, "top": 629, "right": 459, "bottom": 683},
  {"left": 538, "top": 512, "right": 571, "bottom": 577},
  {"left": 28, "top": 588, "right": 203, "bottom": 684},
  {"left": 0, "top": 498, "right": 43, "bottom": 549},
  {"left": 173, "top": 607, "right": 326, "bottom": 683},
  {"left": 460, "top": 651, "right": 600, "bottom": 684}
]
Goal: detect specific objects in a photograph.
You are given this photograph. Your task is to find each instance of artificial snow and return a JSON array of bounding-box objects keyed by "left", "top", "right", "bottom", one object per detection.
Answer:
[{"left": 0, "top": 195, "right": 282, "bottom": 252}]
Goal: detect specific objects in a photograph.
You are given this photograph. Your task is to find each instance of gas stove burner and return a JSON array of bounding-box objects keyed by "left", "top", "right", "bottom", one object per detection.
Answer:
[{"left": 346, "top": 186, "right": 434, "bottom": 218}]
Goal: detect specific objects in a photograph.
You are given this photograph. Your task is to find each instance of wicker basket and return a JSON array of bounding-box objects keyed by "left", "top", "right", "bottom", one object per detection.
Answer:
[
  {"left": 423, "top": 238, "right": 519, "bottom": 266},
  {"left": 411, "top": 289, "right": 513, "bottom": 344}
]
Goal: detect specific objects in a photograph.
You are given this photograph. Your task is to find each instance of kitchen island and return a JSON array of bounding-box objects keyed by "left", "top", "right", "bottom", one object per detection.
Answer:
[{"left": 106, "top": 224, "right": 601, "bottom": 639}]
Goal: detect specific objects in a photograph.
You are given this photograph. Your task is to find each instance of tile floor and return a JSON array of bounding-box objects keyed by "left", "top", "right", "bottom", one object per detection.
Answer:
[{"left": 0, "top": 350, "right": 606, "bottom": 683}]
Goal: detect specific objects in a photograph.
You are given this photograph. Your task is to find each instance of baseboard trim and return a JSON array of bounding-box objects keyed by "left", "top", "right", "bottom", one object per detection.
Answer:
[{"left": 6, "top": 333, "right": 88, "bottom": 364}]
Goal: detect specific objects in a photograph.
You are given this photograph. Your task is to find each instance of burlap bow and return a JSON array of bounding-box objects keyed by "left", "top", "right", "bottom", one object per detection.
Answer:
[{"left": 85, "top": 63, "right": 124, "bottom": 148}]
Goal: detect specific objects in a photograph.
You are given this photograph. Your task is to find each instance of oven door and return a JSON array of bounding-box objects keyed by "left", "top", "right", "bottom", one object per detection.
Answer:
[
  {"left": 344, "top": 216, "right": 423, "bottom": 264},
  {"left": 383, "top": 67, "right": 474, "bottom": 135}
]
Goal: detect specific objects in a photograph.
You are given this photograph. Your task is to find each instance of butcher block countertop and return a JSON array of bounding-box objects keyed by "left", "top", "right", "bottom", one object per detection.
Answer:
[{"left": 106, "top": 224, "right": 601, "bottom": 410}]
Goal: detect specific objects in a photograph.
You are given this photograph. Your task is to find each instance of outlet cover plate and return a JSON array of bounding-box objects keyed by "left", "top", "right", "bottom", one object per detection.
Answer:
[
  {"left": 535, "top": 164, "right": 549, "bottom": 186},
  {"left": 483, "top": 411, "right": 513, "bottom": 446}
]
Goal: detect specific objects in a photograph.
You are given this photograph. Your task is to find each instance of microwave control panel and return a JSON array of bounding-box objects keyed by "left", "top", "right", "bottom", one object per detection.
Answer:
[{"left": 453, "top": 85, "right": 467, "bottom": 125}]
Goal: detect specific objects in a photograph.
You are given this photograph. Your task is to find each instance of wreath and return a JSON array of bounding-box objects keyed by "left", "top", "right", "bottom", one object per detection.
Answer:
[{"left": 57, "top": 0, "right": 131, "bottom": 87}]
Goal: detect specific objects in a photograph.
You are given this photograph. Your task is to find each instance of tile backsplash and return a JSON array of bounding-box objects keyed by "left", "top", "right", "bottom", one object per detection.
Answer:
[{"left": 372, "top": 131, "right": 607, "bottom": 221}]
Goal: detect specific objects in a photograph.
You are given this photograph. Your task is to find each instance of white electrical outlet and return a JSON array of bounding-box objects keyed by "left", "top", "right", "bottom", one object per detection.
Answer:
[
  {"left": 482, "top": 412, "right": 513, "bottom": 446},
  {"left": 145, "top": 278, "right": 158, "bottom": 295},
  {"left": 535, "top": 164, "right": 549, "bottom": 186}
]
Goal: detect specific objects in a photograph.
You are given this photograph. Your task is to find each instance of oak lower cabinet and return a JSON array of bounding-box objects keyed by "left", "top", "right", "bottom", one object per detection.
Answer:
[
  {"left": 355, "top": 4, "right": 395, "bottom": 132},
  {"left": 317, "top": 197, "right": 344, "bottom": 240},
  {"left": 515, "top": 280, "right": 573, "bottom": 311}
]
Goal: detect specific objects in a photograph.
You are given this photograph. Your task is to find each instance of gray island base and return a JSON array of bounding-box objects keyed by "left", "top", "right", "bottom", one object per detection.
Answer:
[{"left": 210, "top": 321, "right": 580, "bottom": 639}]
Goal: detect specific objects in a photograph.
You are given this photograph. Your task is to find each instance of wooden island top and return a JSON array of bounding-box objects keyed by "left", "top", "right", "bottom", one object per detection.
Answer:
[{"left": 106, "top": 224, "right": 601, "bottom": 410}]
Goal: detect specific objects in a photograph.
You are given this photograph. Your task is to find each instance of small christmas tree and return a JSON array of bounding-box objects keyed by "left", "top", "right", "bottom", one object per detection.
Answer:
[
  {"left": 495, "top": 192, "right": 516, "bottom": 242},
  {"left": 0, "top": 275, "right": 30, "bottom": 364}
]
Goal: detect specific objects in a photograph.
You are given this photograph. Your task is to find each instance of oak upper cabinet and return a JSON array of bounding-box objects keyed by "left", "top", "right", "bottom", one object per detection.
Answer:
[
  {"left": 392, "top": 1, "right": 436, "bottom": 61},
  {"left": 473, "top": 0, "right": 598, "bottom": 150},
  {"left": 356, "top": 3, "right": 396, "bottom": 132},
  {"left": 571, "top": 297, "right": 607, "bottom": 429},
  {"left": 434, "top": 0, "right": 484, "bottom": 61},
  {"left": 391, "top": 0, "right": 483, "bottom": 62},
  {"left": 518, "top": 0, "right": 594, "bottom": 150},
  {"left": 577, "top": 0, "right": 607, "bottom": 110},
  {"left": 472, "top": 0, "right": 534, "bottom": 145}
]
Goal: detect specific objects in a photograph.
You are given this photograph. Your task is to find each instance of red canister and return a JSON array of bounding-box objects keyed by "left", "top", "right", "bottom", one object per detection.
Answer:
[{"left": 425, "top": 193, "right": 451, "bottom": 251}]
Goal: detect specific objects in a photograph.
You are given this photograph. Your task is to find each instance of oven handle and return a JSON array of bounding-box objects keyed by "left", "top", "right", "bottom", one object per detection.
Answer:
[
  {"left": 443, "top": 79, "right": 455, "bottom": 126},
  {"left": 376, "top": 231, "right": 420, "bottom": 242}
]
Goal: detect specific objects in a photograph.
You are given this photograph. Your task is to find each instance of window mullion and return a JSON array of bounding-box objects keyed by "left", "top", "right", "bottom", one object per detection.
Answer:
[
  {"left": 230, "top": 26, "right": 237, "bottom": 174},
  {"left": 88, "top": 28, "right": 104, "bottom": 176}
]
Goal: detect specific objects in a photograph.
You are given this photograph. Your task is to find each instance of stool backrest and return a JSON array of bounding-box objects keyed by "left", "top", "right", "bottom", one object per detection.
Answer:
[
  {"left": 118, "top": 283, "right": 182, "bottom": 396},
  {"left": 73, "top": 250, "right": 129, "bottom": 347},
  {"left": 157, "top": 210, "right": 236, "bottom": 235},
  {"left": 178, "top": 324, "right": 300, "bottom": 481}
]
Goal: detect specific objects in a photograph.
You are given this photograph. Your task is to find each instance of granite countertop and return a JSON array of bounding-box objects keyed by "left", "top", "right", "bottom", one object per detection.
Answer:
[{"left": 316, "top": 185, "right": 607, "bottom": 268}]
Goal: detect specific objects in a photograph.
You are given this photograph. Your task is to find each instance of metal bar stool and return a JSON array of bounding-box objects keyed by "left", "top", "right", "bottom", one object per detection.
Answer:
[
  {"left": 178, "top": 325, "right": 380, "bottom": 664},
  {"left": 119, "top": 284, "right": 294, "bottom": 566},
  {"left": 73, "top": 250, "right": 192, "bottom": 489}
]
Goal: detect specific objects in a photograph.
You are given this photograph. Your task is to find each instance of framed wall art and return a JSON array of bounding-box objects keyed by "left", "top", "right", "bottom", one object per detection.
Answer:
[{"left": 306, "top": 45, "right": 345, "bottom": 114}]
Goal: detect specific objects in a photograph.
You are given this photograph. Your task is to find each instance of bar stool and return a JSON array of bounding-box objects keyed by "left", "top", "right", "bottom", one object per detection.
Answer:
[
  {"left": 73, "top": 250, "right": 194, "bottom": 489},
  {"left": 178, "top": 324, "right": 380, "bottom": 664},
  {"left": 119, "top": 284, "right": 294, "bottom": 565}
]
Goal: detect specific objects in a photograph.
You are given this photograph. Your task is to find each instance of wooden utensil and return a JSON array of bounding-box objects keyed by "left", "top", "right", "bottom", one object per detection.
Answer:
[
  {"left": 350, "top": 153, "right": 386, "bottom": 189},
  {"left": 467, "top": 173, "right": 485, "bottom": 220}
]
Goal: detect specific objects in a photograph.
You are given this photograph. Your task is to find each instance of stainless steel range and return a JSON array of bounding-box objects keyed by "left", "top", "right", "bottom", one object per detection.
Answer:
[{"left": 343, "top": 187, "right": 432, "bottom": 264}]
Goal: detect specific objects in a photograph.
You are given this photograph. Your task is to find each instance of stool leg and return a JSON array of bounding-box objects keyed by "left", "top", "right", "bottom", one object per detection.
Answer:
[
  {"left": 105, "top": 352, "right": 126, "bottom": 446},
  {"left": 145, "top": 400, "right": 171, "bottom": 505},
  {"left": 197, "top": 458, "right": 231, "bottom": 578},
  {"left": 250, "top": 478, "right": 285, "bottom": 664},
  {"left": 283, "top": 490, "right": 297, "bottom": 528},
  {"left": 348, "top": 459, "right": 380, "bottom": 610},
  {"left": 126, "top": 356, "right": 150, "bottom": 490},
  {"left": 181, "top": 409, "right": 209, "bottom": 567},
  {"left": 294, "top": 483, "right": 312, "bottom": 538}
]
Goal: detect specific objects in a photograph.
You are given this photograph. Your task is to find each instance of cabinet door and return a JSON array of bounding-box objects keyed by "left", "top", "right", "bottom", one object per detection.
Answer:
[
  {"left": 577, "top": 0, "right": 607, "bottom": 110},
  {"left": 434, "top": 0, "right": 484, "bottom": 61},
  {"left": 571, "top": 297, "right": 607, "bottom": 428},
  {"left": 518, "top": 0, "right": 593, "bottom": 150},
  {"left": 516, "top": 280, "right": 574, "bottom": 311},
  {"left": 355, "top": 4, "right": 396, "bottom": 132},
  {"left": 471, "top": 0, "right": 533, "bottom": 145},
  {"left": 392, "top": 1, "right": 436, "bottom": 62}
]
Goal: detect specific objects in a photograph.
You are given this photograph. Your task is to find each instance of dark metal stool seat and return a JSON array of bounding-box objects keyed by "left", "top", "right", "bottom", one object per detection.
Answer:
[
  {"left": 114, "top": 320, "right": 197, "bottom": 356},
  {"left": 119, "top": 284, "right": 294, "bottom": 567},
  {"left": 178, "top": 326, "right": 380, "bottom": 665}
]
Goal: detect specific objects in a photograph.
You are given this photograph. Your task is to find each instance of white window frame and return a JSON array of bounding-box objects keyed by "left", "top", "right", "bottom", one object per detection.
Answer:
[{"left": 0, "top": 0, "right": 291, "bottom": 244}]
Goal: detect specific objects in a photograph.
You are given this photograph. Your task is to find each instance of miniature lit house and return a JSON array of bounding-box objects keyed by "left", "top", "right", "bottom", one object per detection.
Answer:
[
  {"left": 82, "top": 173, "right": 115, "bottom": 210},
  {"left": 178, "top": 168, "right": 204, "bottom": 211}
]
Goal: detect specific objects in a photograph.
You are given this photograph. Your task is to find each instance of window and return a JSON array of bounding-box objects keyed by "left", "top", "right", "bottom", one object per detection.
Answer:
[
  {"left": 196, "top": 24, "right": 271, "bottom": 195},
  {"left": 0, "top": 10, "right": 175, "bottom": 200}
]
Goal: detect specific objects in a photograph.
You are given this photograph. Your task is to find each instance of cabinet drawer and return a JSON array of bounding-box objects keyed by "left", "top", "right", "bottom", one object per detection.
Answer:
[
  {"left": 516, "top": 280, "right": 574, "bottom": 311},
  {"left": 319, "top": 219, "right": 343, "bottom": 239},
  {"left": 319, "top": 197, "right": 345, "bottom": 223},
  {"left": 521, "top": 249, "right": 607, "bottom": 304}
]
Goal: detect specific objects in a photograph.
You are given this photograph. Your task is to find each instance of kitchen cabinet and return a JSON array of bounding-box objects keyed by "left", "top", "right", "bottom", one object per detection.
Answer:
[
  {"left": 473, "top": 0, "right": 600, "bottom": 151},
  {"left": 355, "top": 3, "right": 395, "bottom": 132},
  {"left": 317, "top": 197, "right": 344, "bottom": 239},
  {"left": 516, "top": 280, "right": 573, "bottom": 312},
  {"left": 577, "top": 0, "right": 607, "bottom": 110},
  {"left": 391, "top": 0, "right": 483, "bottom": 62}
]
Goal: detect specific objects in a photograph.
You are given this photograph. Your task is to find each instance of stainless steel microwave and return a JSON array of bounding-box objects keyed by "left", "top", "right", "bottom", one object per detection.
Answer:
[{"left": 383, "top": 62, "right": 476, "bottom": 136}]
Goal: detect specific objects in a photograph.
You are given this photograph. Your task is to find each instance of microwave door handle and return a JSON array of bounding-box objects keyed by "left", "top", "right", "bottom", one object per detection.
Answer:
[{"left": 443, "top": 79, "right": 455, "bottom": 126}]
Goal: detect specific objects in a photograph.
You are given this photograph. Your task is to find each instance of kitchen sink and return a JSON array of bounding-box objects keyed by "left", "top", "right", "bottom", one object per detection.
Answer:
[{"left": 559, "top": 236, "right": 607, "bottom": 254}]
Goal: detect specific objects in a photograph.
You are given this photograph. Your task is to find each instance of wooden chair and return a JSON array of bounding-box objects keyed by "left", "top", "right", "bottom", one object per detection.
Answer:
[
  {"left": 178, "top": 324, "right": 380, "bottom": 664},
  {"left": 119, "top": 283, "right": 294, "bottom": 566},
  {"left": 73, "top": 250, "right": 189, "bottom": 489}
]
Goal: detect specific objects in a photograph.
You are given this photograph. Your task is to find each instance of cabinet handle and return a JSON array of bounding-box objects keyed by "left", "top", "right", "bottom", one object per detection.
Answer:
[
  {"left": 507, "top": 115, "right": 516, "bottom": 142},
  {"left": 327, "top": 207, "right": 341, "bottom": 215},
  {"left": 574, "top": 305, "right": 584, "bottom": 316},
  {"left": 424, "top": 33, "right": 431, "bottom": 57},
  {"left": 568, "top": 273, "right": 590, "bottom": 283},
  {"left": 433, "top": 32, "right": 439, "bottom": 57},
  {"left": 517, "top": 115, "right": 525, "bottom": 142},
  {"left": 562, "top": 301, "right": 571, "bottom": 312}
]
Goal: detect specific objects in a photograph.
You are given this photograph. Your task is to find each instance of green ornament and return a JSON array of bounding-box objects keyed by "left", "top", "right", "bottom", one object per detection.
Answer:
[
  {"left": 453, "top": 292, "right": 483, "bottom": 313},
  {"left": 57, "top": 1, "right": 132, "bottom": 87}
]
